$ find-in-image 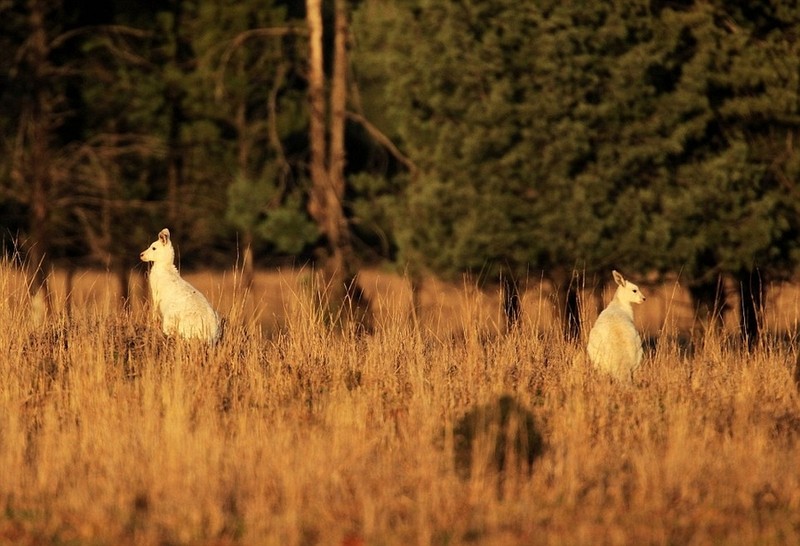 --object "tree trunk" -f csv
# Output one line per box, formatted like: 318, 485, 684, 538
326, 0, 351, 284
306, 0, 330, 249
117, 264, 131, 311
552, 269, 581, 341
166, 0, 188, 230
305, 0, 369, 326
688, 275, 728, 331
64, 264, 76, 318
500, 271, 521, 331
21, 0, 55, 324
28, 165, 52, 324
561, 283, 581, 341
736, 268, 763, 350
242, 229, 255, 290
793, 351, 800, 391
230, 51, 257, 292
